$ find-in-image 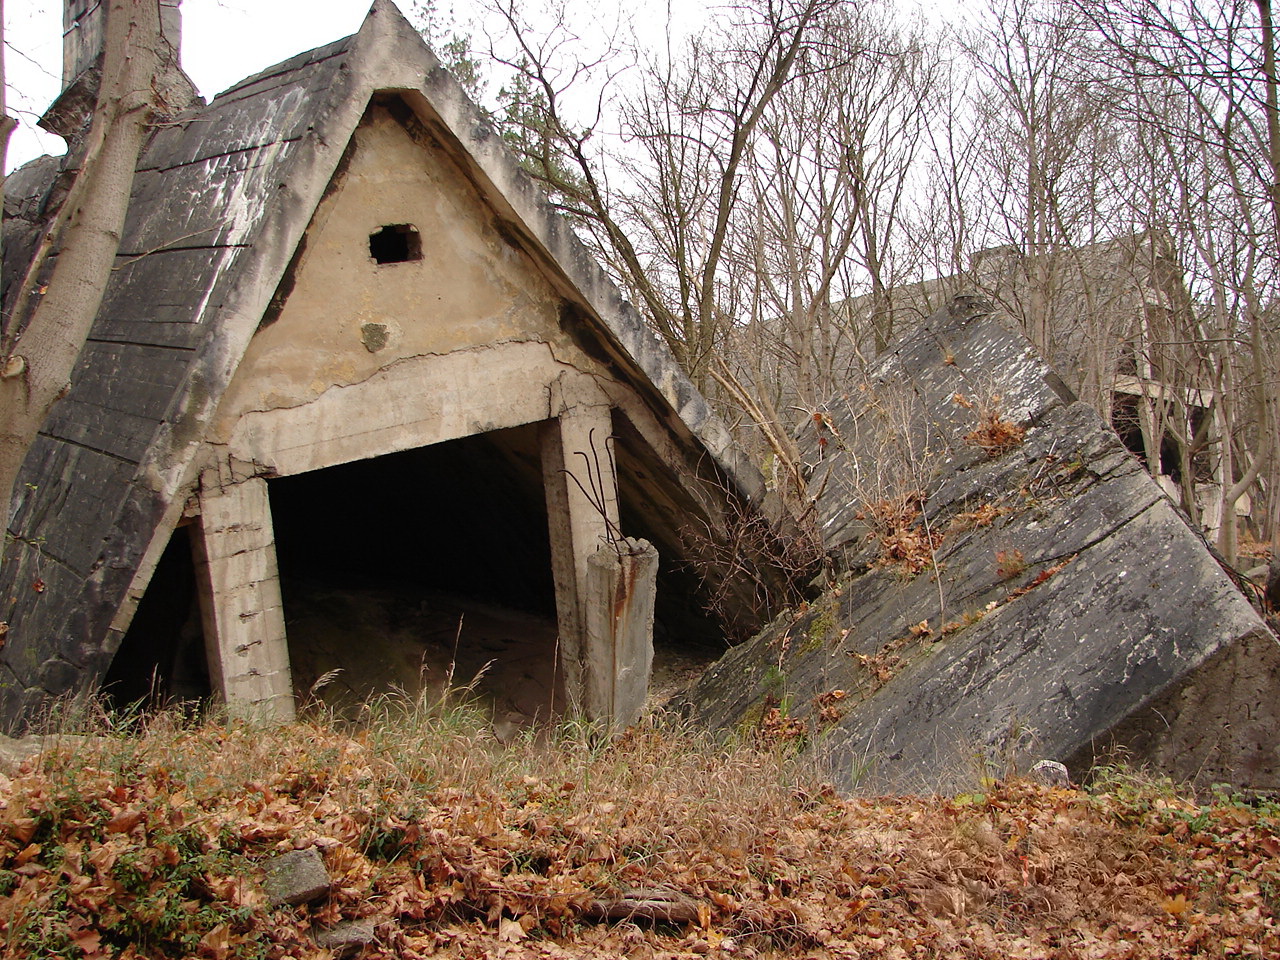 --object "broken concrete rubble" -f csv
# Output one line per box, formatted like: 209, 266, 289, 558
315, 919, 377, 958
263, 848, 331, 907
681, 297, 1279, 792
583, 539, 658, 728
